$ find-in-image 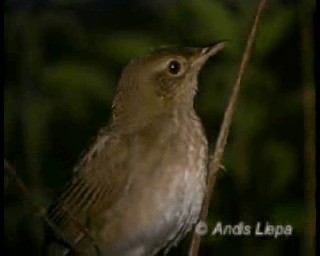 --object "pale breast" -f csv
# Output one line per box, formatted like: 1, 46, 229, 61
92, 111, 208, 256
